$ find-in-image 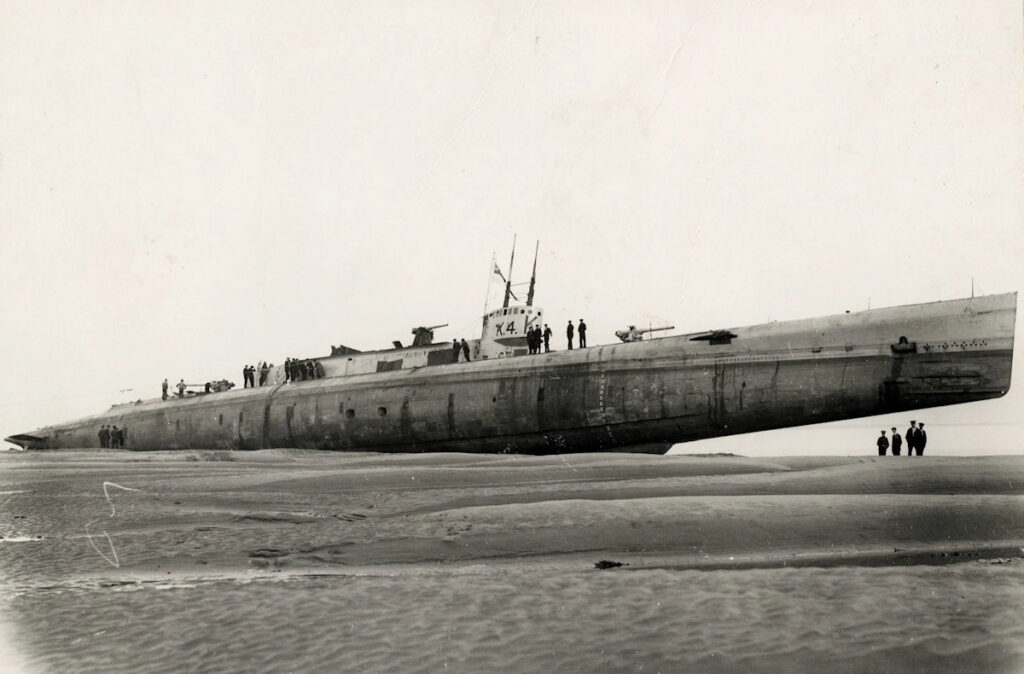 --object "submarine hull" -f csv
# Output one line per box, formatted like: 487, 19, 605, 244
7, 293, 1015, 454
